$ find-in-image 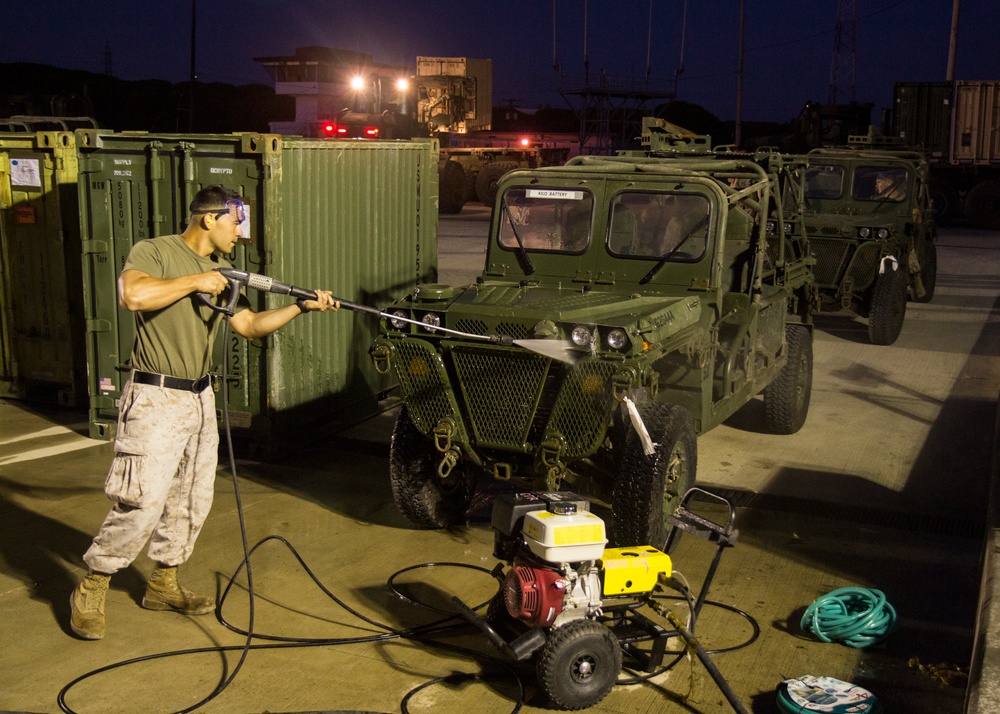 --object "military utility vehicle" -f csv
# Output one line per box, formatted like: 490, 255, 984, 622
798, 140, 936, 345
371, 122, 817, 547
